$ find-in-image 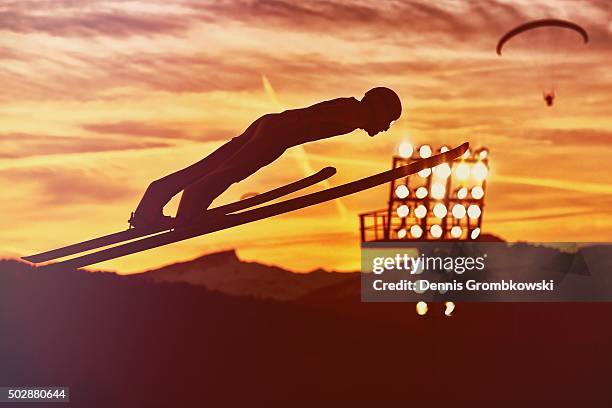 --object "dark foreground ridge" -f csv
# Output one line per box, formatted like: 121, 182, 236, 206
1, 257, 612, 406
